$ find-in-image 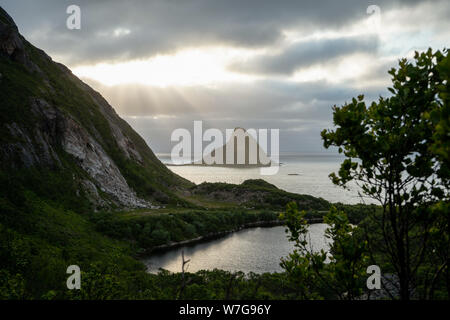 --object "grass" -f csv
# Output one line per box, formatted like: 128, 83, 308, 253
0, 21, 380, 299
